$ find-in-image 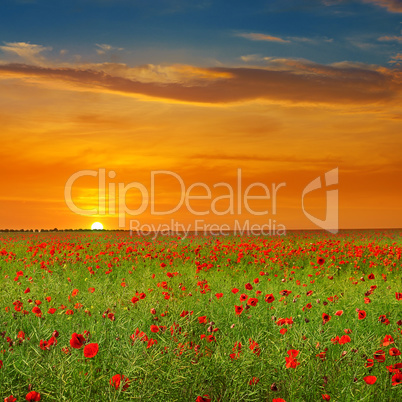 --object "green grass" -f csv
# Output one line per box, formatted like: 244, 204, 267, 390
0, 230, 401, 401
